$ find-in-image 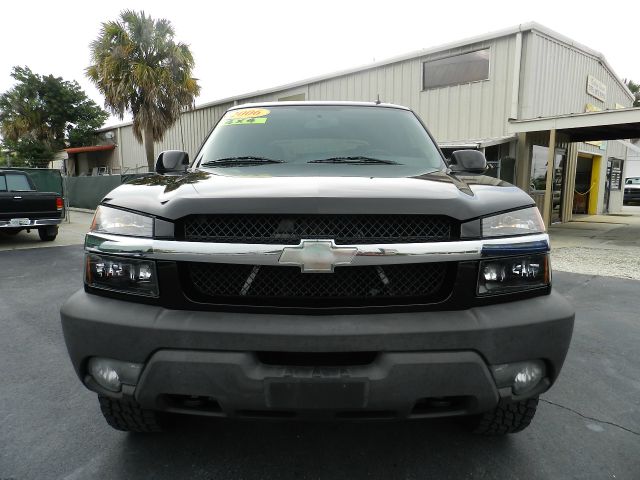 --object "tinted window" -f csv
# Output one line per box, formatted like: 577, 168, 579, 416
196, 106, 444, 176
423, 49, 490, 89
4, 173, 34, 191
